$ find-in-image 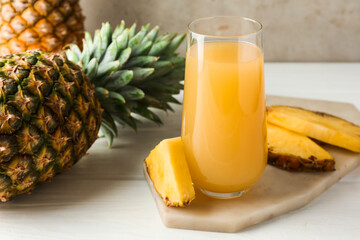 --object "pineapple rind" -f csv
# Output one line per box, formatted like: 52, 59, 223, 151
267, 106, 360, 152
0, 0, 84, 55
267, 123, 335, 171
0, 51, 102, 202
145, 137, 195, 207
